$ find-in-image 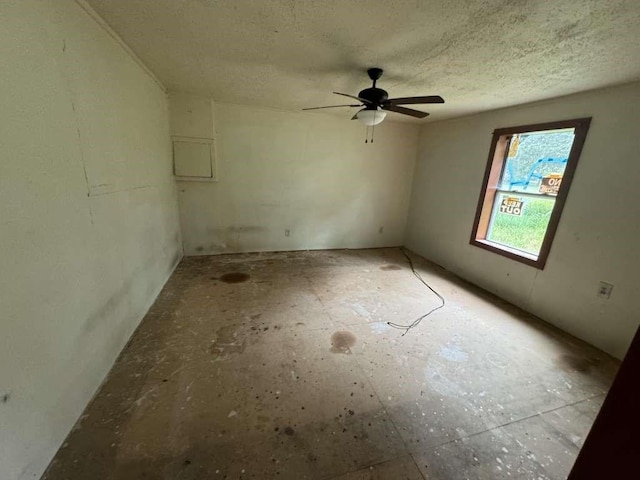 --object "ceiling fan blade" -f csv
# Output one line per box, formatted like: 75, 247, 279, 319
385, 95, 445, 105
333, 92, 372, 104
303, 104, 362, 111
382, 104, 430, 118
